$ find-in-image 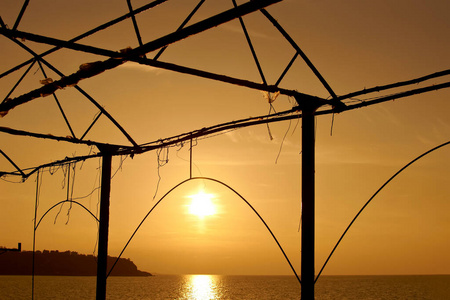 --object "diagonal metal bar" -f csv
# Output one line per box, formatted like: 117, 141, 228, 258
0, 27, 122, 58
80, 111, 103, 141
36, 60, 77, 138
232, 0, 267, 85
0, 0, 169, 80
0, 0, 283, 114
1, 36, 139, 147
259, 8, 345, 110
12, 0, 30, 31
0, 149, 26, 177
275, 52, 298, 87
2, 59, 36, 103
126, 0, 146, 54
129, 0, 283, 58
154, 0, 206, 60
